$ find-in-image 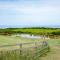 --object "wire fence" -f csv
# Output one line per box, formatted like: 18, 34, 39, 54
0, 41, 50, 60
